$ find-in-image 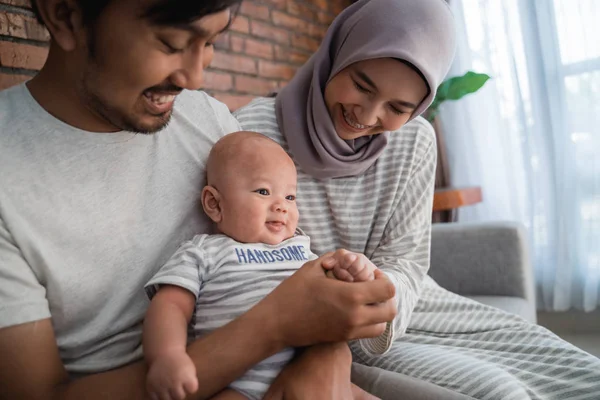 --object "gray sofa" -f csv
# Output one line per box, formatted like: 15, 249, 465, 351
352, 221, 536, 399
